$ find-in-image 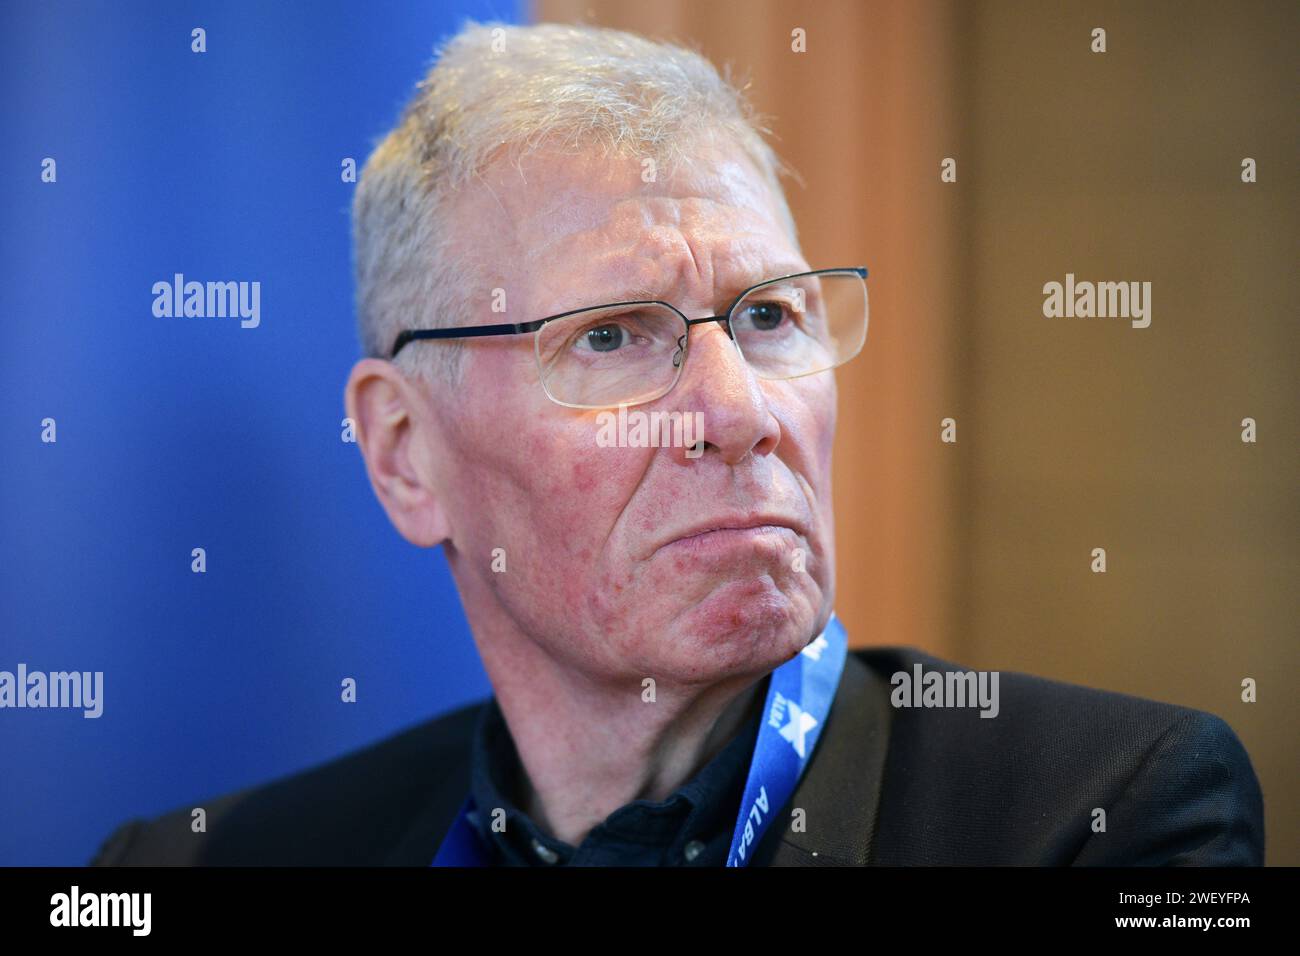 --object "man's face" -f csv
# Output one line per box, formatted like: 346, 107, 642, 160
419, 141, 837, 686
